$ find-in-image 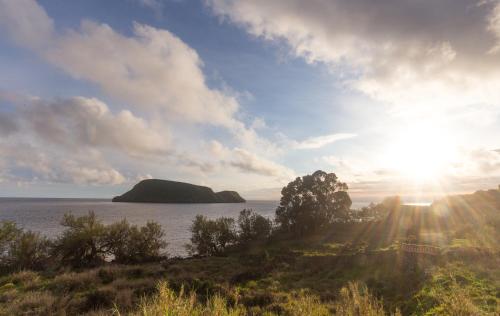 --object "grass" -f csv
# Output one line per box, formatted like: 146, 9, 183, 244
0, 199, 498, 315
0, 232, 495, 315
115, 280, 394, 316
